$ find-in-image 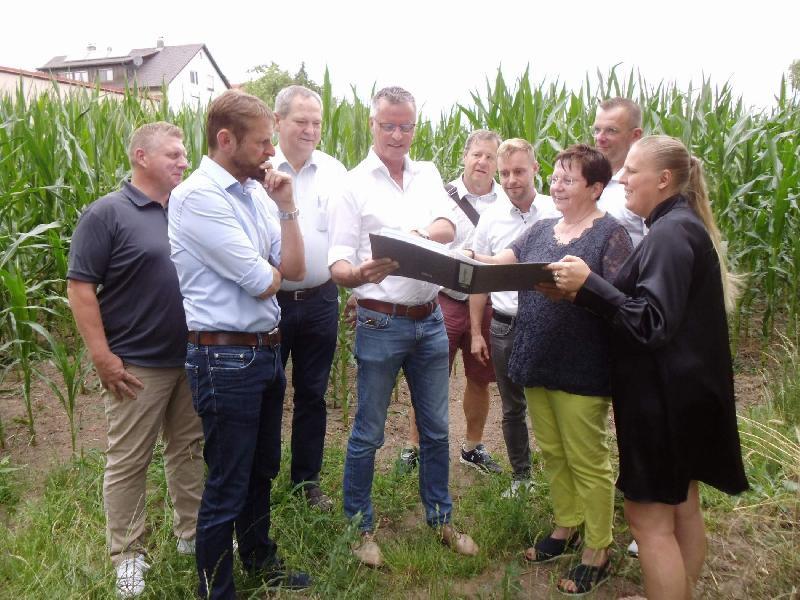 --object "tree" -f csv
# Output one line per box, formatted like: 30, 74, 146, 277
242, 62, 322, 108
790, 59, 800, 91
